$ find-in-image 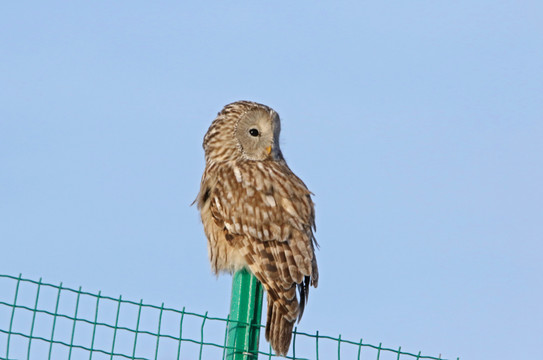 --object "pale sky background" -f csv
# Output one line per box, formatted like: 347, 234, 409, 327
1, 2, 542, 360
